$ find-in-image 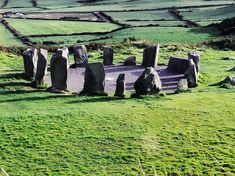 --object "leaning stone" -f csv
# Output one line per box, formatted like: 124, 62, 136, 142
73, 45, 88, 67
50, 47, 69, 91
167, 56, 189, 74
124, 56, 136, 66
142, 45, 159, 68
187, 59, 198, 88
80, 63, 107, 96
22, 48, 38, 80
33, 49, 48, 88
103, 47, 114, 65
188, 50, 200, 73
176, 79, 188, 93
134, 67, 162, 95
114, 74, 126, 97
